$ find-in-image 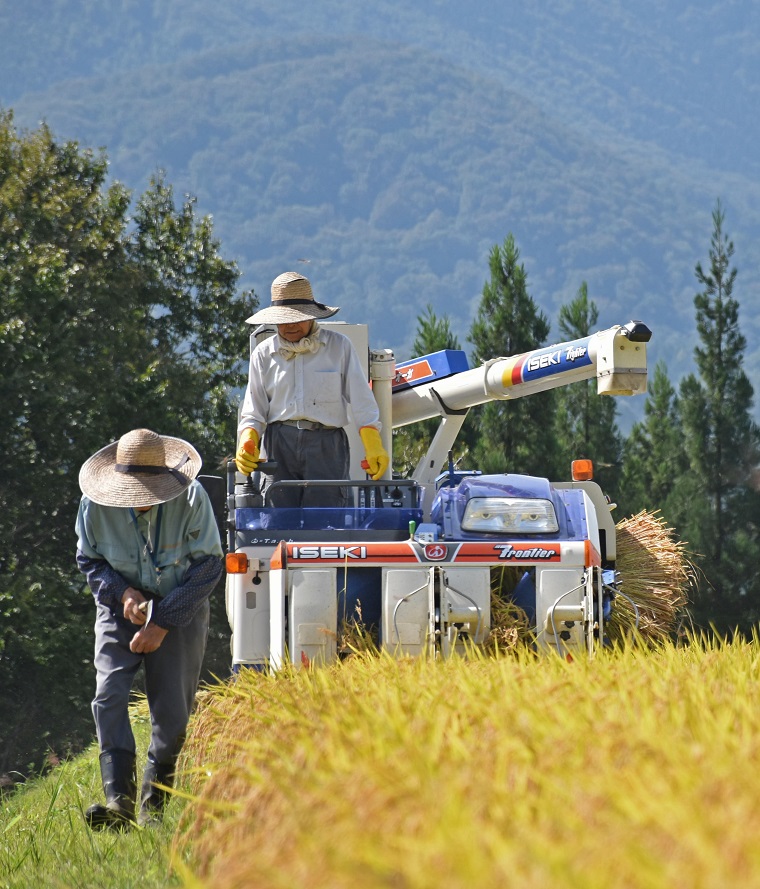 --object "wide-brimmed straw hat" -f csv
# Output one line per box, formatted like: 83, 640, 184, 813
79, 428, 202, 507
246, 272, 339, 324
